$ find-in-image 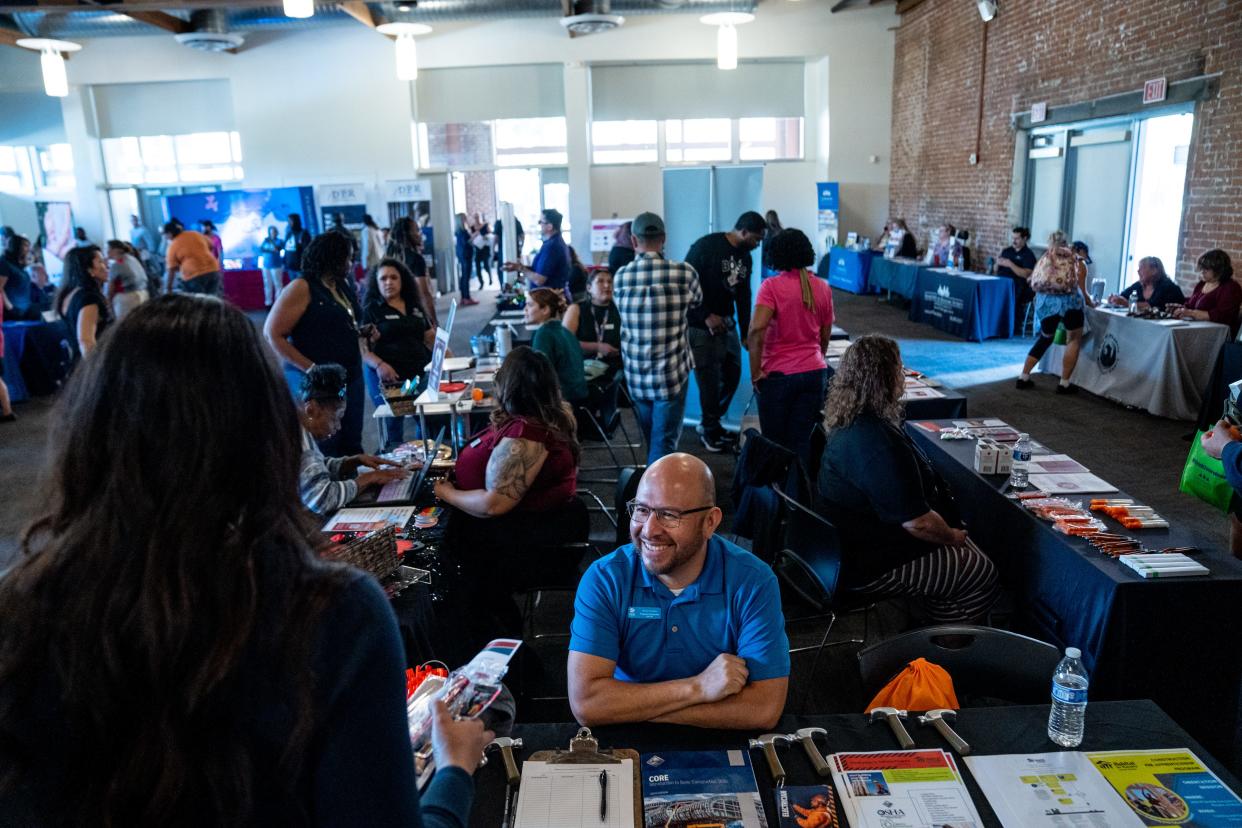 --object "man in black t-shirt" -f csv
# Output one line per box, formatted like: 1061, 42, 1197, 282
684, 211, 765, 452
996, 226, 1037, 319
